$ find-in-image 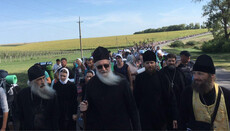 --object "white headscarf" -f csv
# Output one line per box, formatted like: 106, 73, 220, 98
59, 68, 69, 84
